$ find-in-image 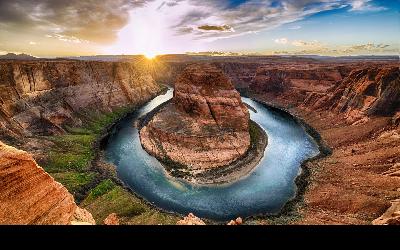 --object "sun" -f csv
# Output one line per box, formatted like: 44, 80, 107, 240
143, 51, 158, 59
